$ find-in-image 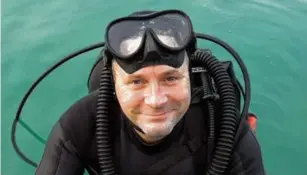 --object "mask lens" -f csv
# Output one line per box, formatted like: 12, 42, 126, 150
152, 13, 191, 49
107, 20, 146, 57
